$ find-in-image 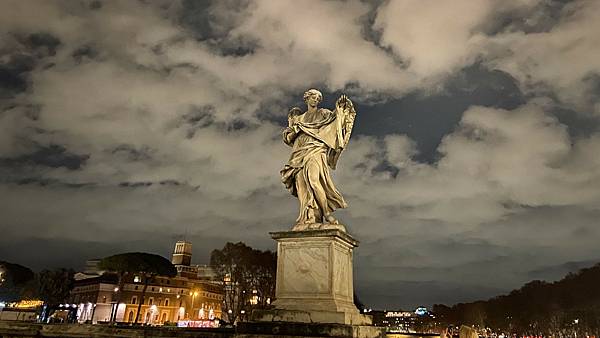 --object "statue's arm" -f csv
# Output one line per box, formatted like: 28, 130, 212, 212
283, 126, 298, 147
